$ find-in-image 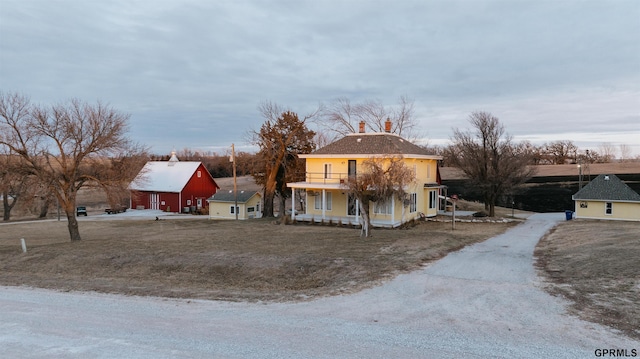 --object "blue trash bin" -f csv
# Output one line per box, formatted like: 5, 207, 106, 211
565, 210, 573, 220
